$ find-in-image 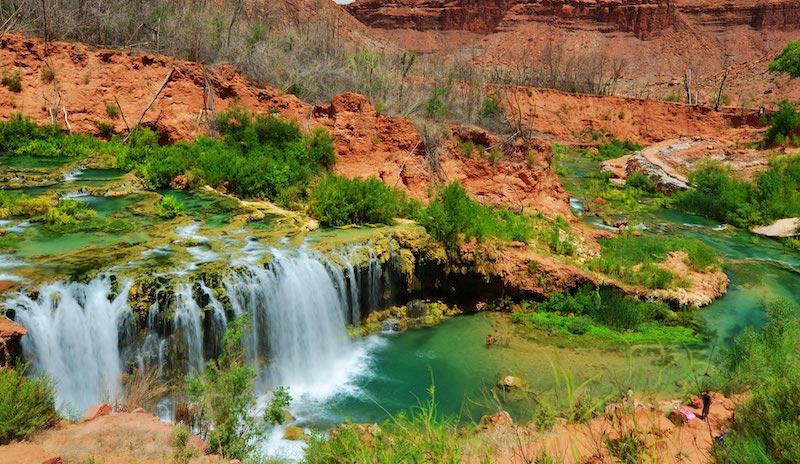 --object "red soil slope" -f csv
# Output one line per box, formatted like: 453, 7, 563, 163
0, 33, 569, 216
